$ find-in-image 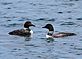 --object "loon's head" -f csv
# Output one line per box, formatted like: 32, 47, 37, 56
24, 21, 35, 28
42, 24, 54, 38
42, 24, 54, 31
